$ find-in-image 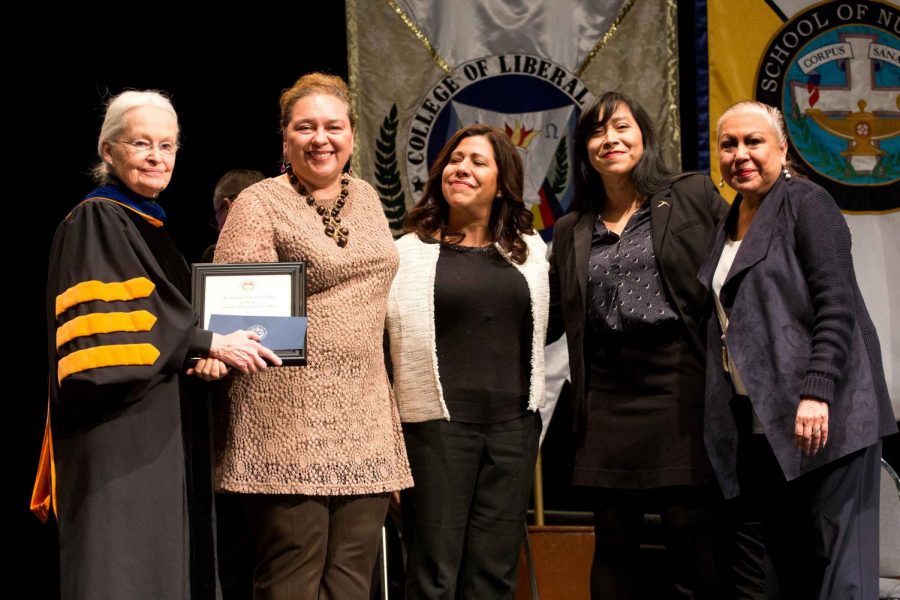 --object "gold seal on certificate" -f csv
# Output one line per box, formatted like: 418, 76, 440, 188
191, 262, 307, 365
